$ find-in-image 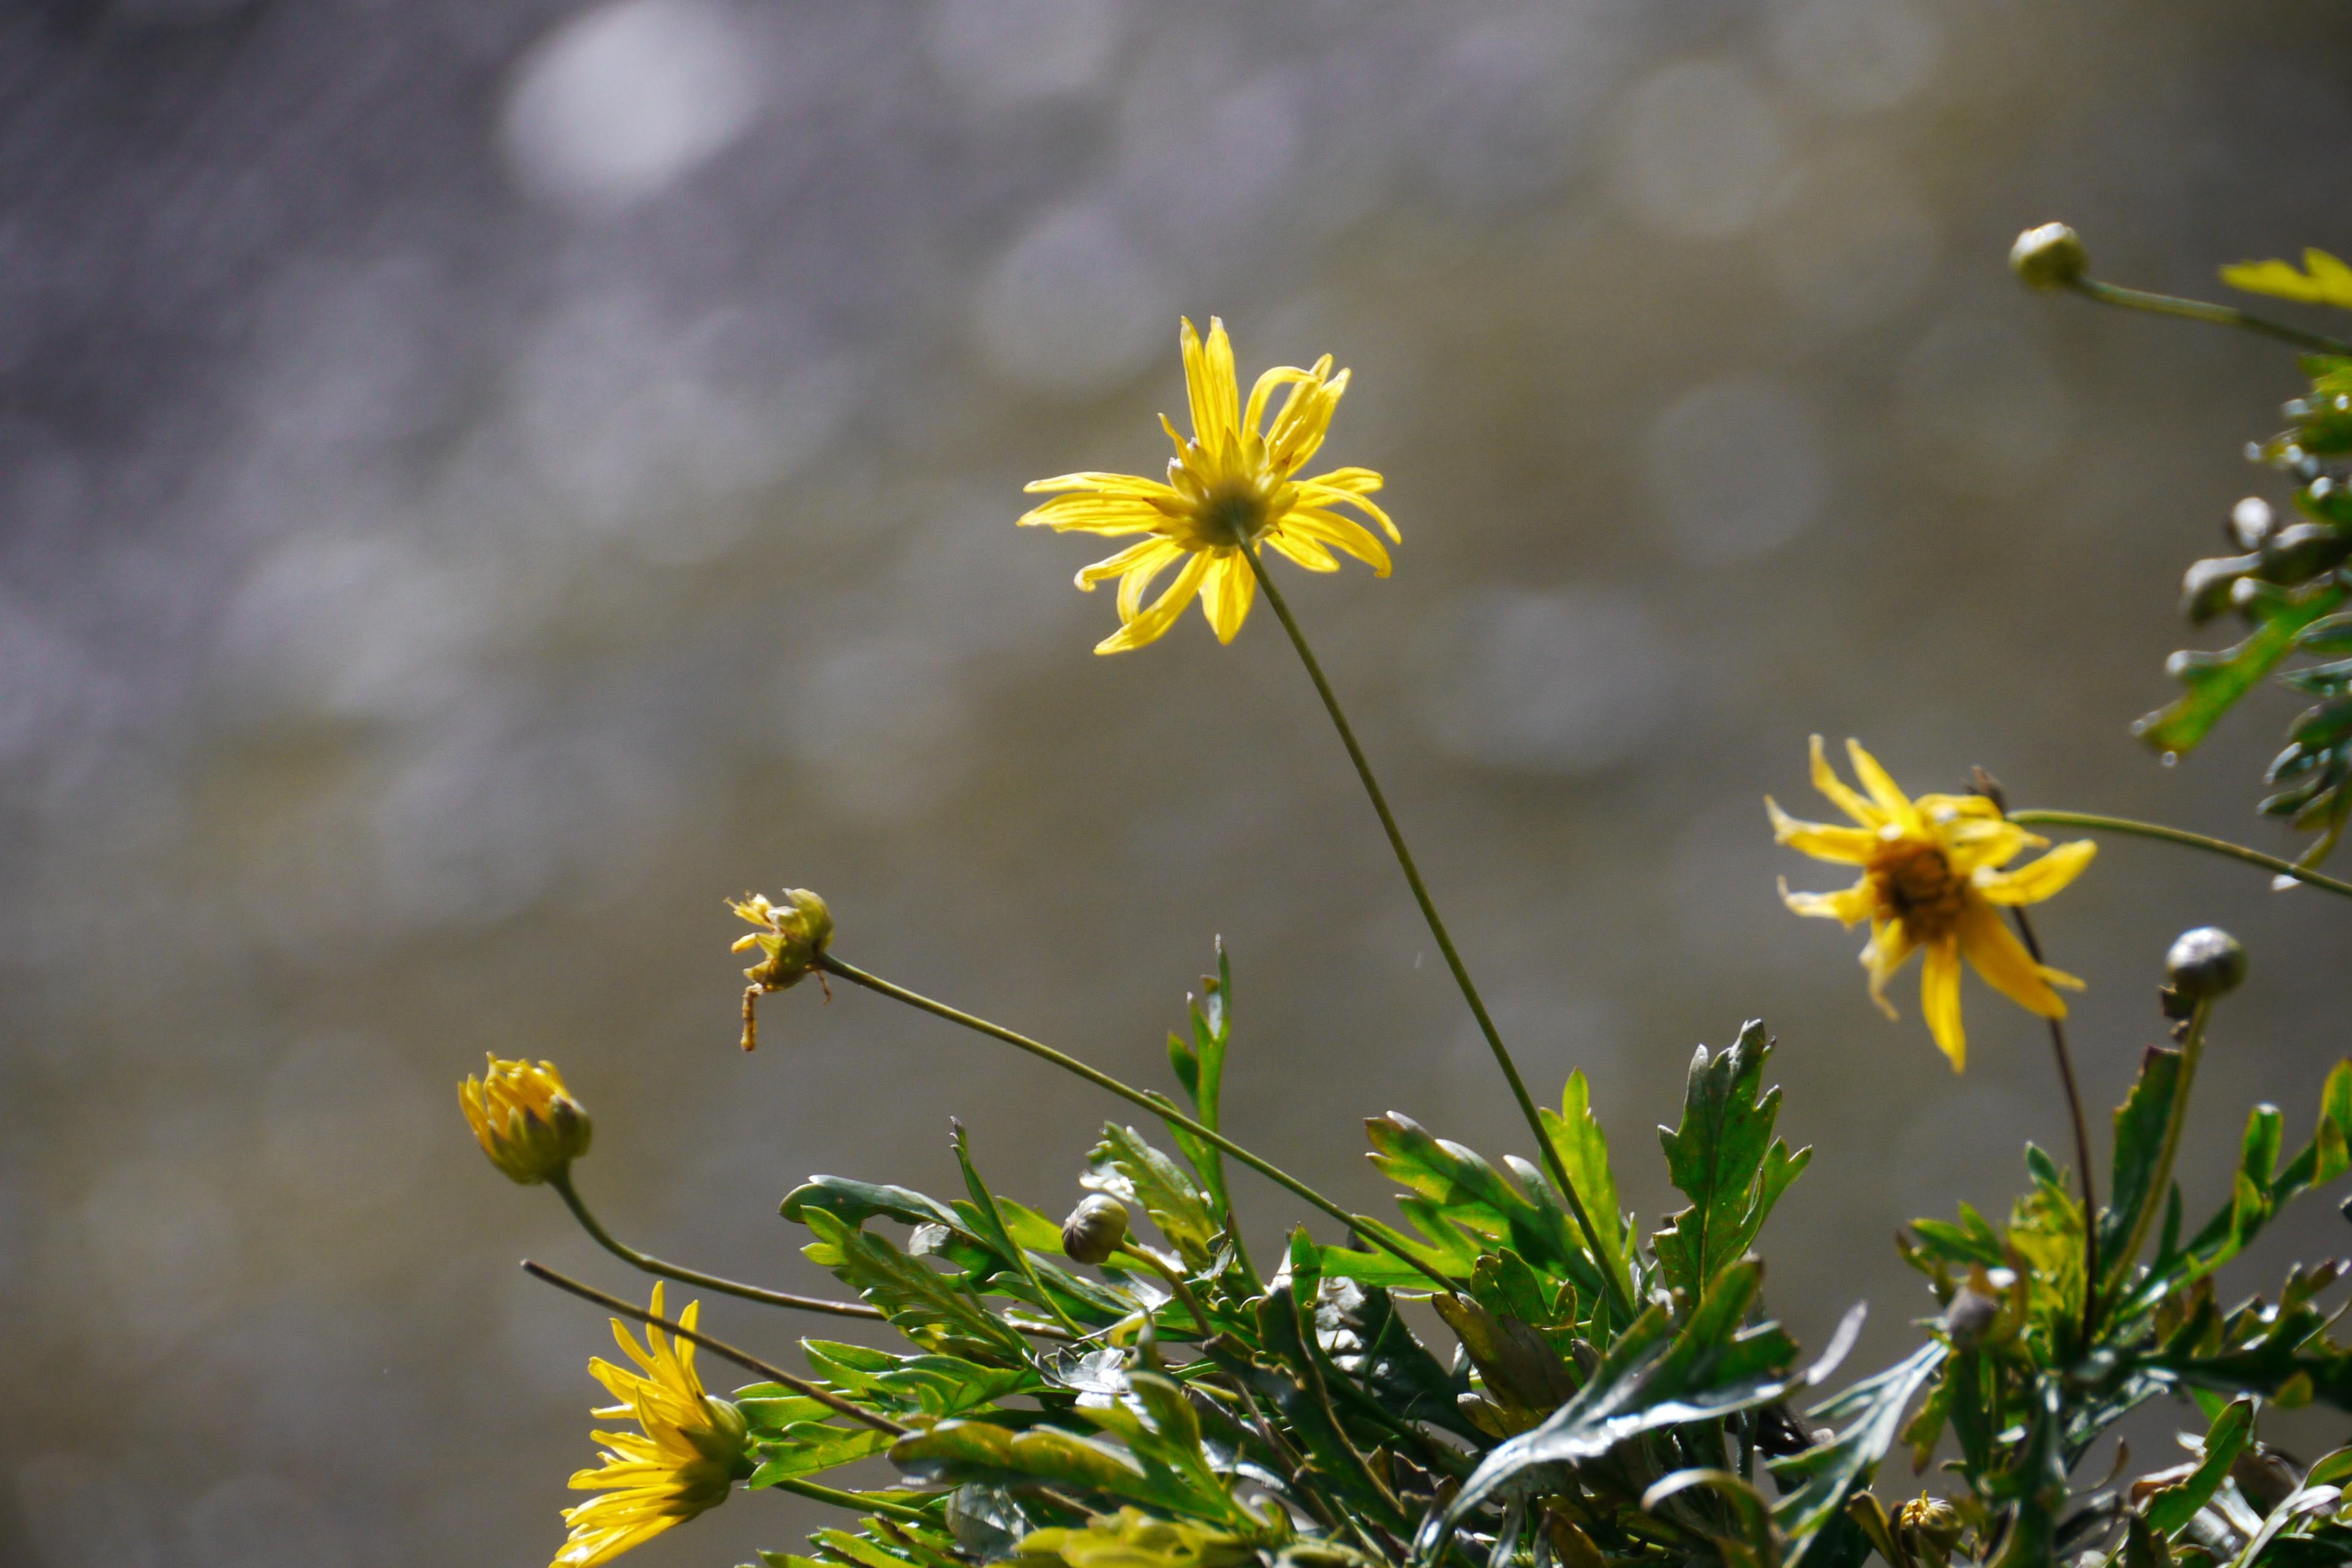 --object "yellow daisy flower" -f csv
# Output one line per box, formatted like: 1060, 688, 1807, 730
1770, 736, 2097, 1072
555, 1283, 750, 1568
1019, 316, 1398, 654
459, 1055, 592, 1185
